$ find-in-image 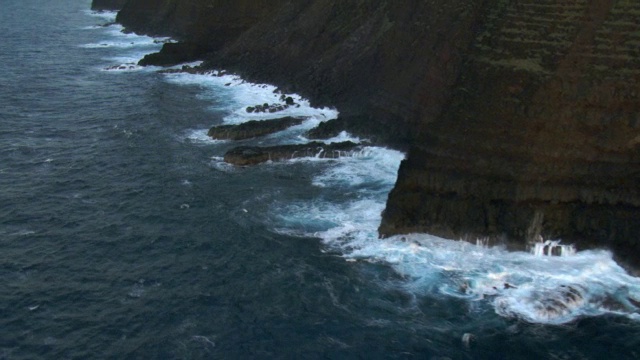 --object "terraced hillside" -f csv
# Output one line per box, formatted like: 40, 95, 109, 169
381, 0, 640, 264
